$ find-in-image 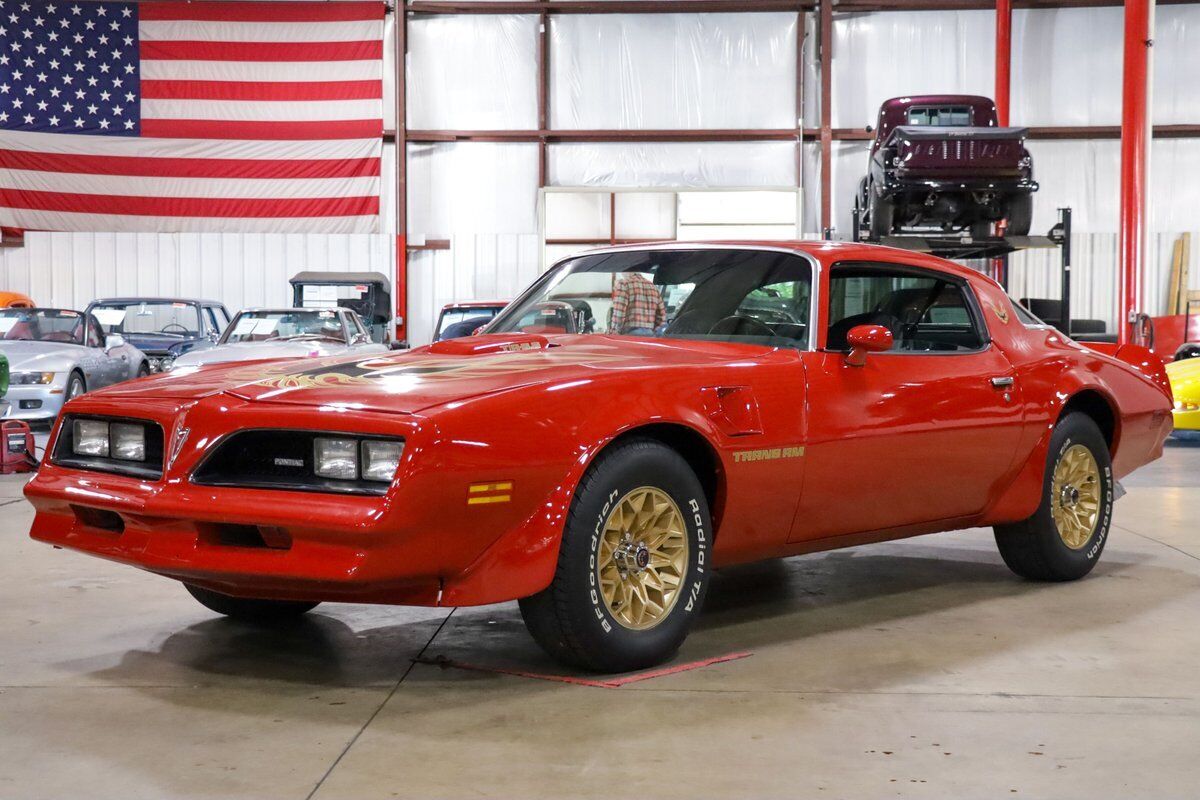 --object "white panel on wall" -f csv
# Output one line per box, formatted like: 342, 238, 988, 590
406, 142, 540, 236
407, 14, 539, 130
406, 233, 540, 347
551, 13, 799, 130
550, 141, 797, 188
